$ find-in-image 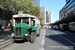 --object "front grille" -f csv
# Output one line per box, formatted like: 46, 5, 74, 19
19, 27, 22, 36
16, 27, 18, 36
15, 27, 22, 36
